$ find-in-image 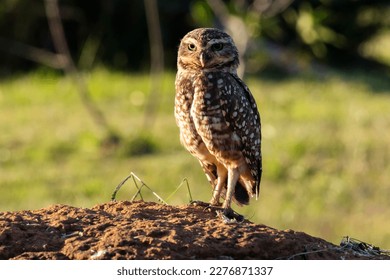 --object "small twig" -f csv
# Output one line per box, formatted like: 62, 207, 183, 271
111, 172, 167, 205
281, 244, 345, 260
279, 236, 390, 260
130, 174, 144, 201
165, 178, 193, 203
111, 174, 132, 201
340, 236, 390, 257
61, 231, 83, 239
184, 178, 193, 202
